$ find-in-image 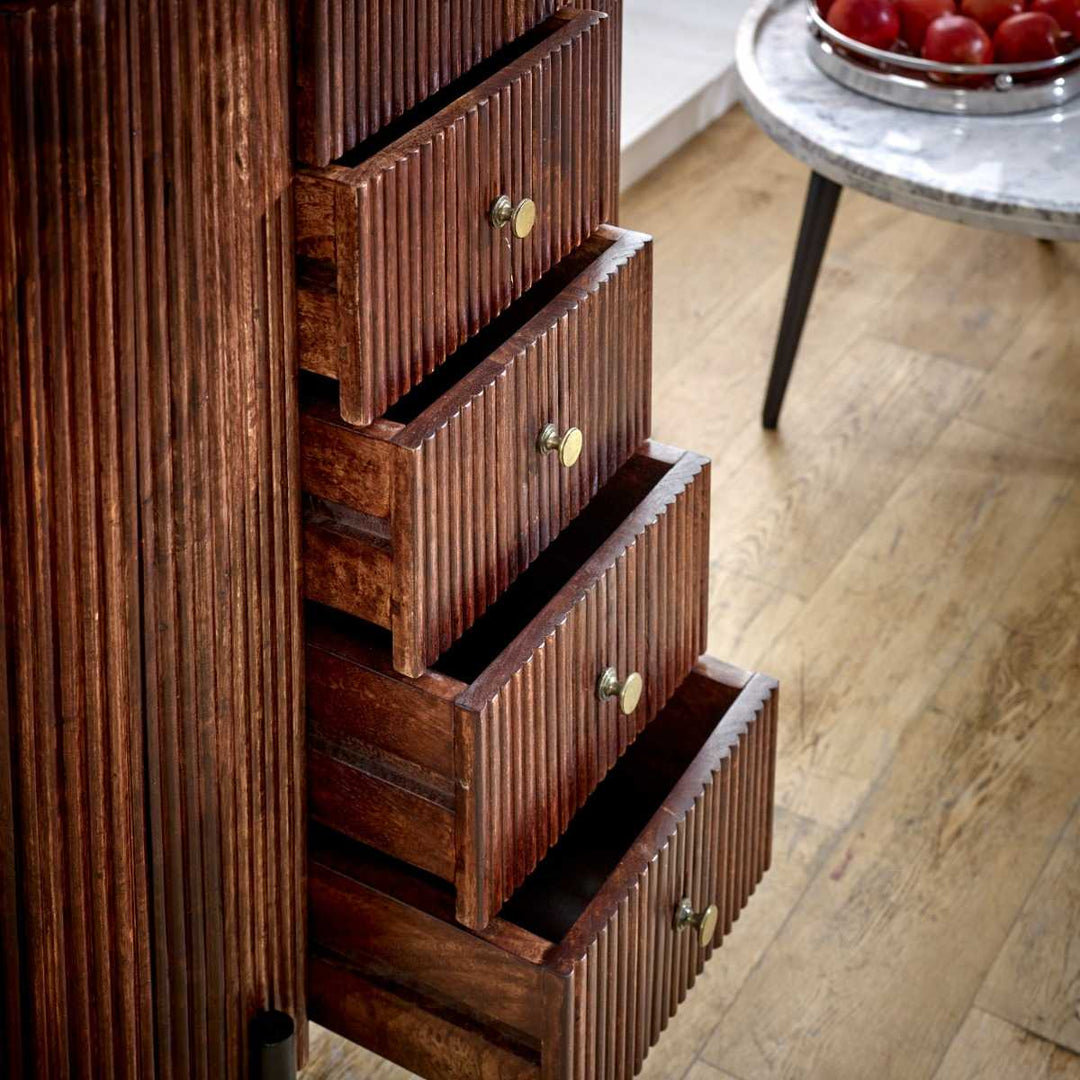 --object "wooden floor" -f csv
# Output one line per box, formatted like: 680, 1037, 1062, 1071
303, 107, 1080, 1080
